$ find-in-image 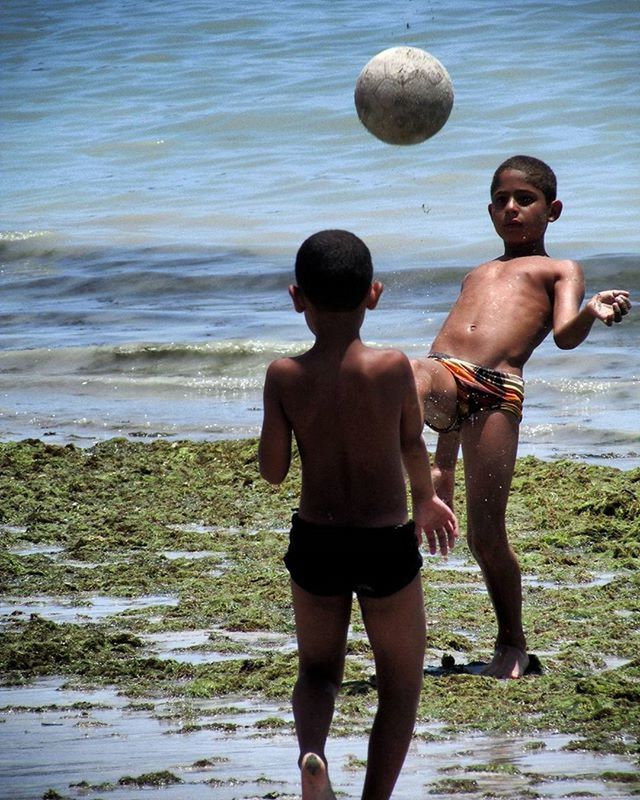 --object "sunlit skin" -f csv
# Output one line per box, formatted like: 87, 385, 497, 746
412, 166, 631, 679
